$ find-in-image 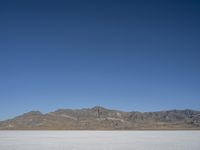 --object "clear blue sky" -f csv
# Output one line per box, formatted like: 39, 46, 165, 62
0, 0, 200, 120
